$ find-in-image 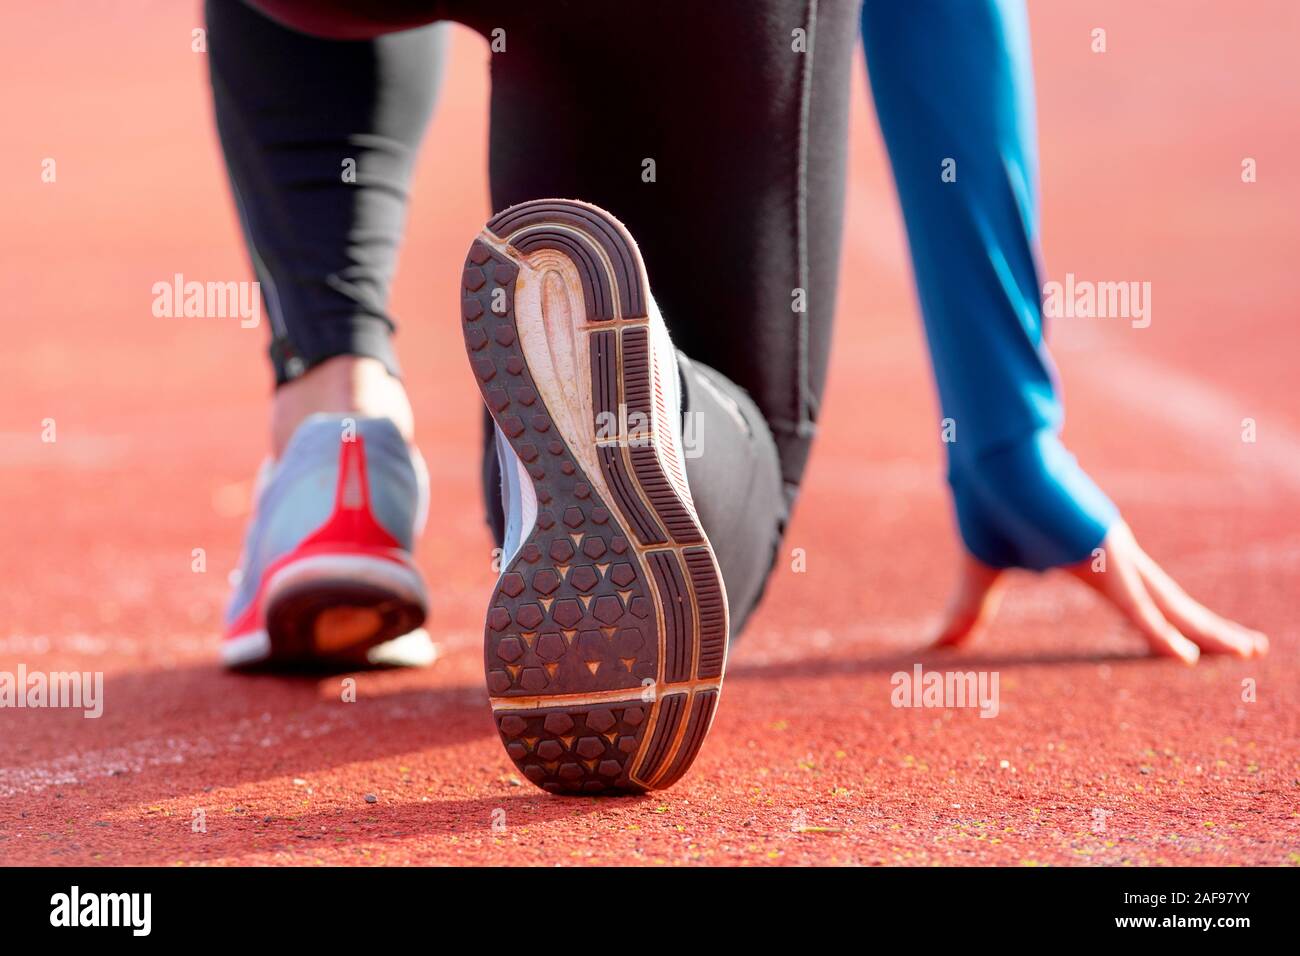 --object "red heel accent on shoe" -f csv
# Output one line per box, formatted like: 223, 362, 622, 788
297, 434, 402, 552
